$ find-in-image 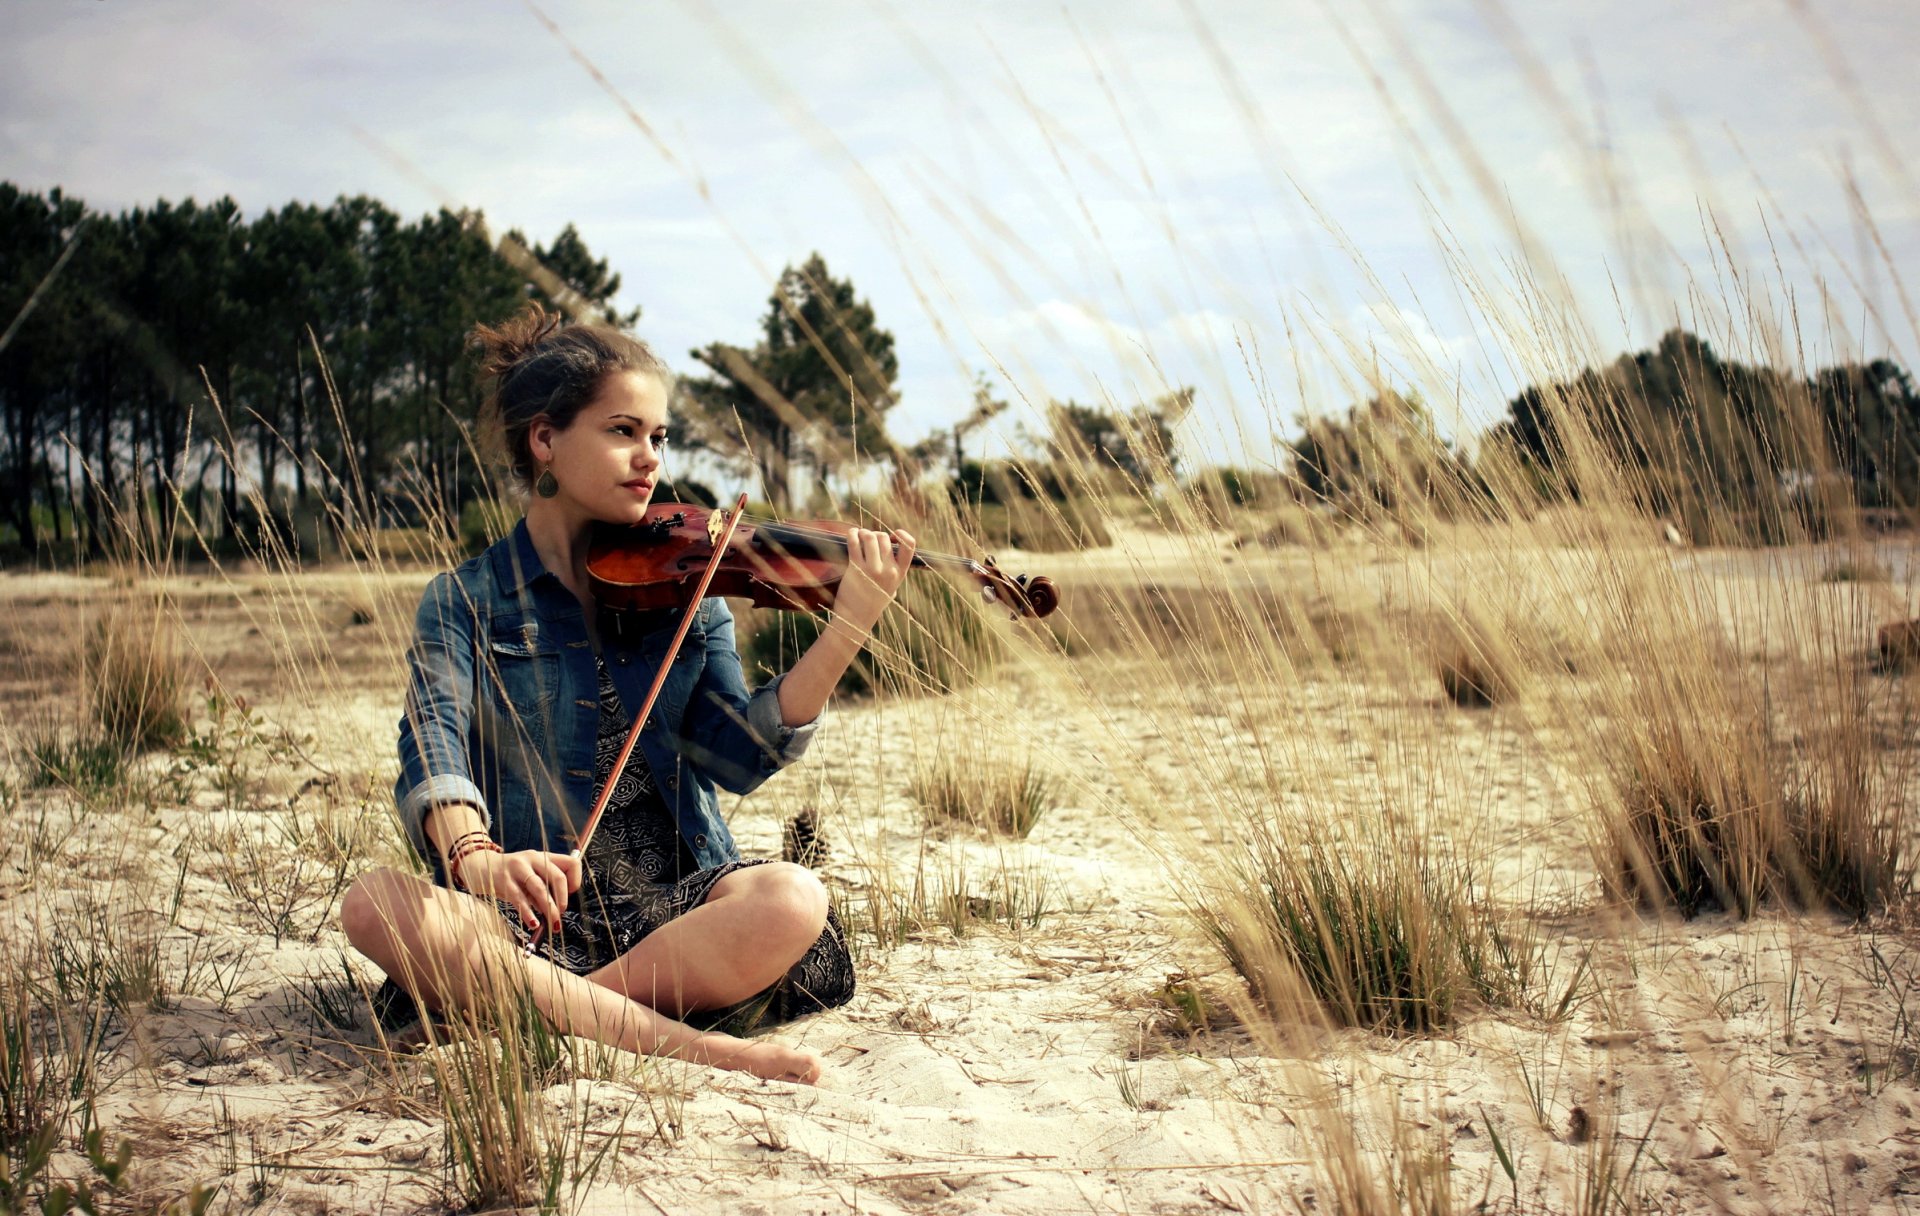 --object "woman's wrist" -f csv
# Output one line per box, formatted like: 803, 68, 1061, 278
424, 799, 489, 857
447, 835, 503, 891
825, 610, 875, 644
